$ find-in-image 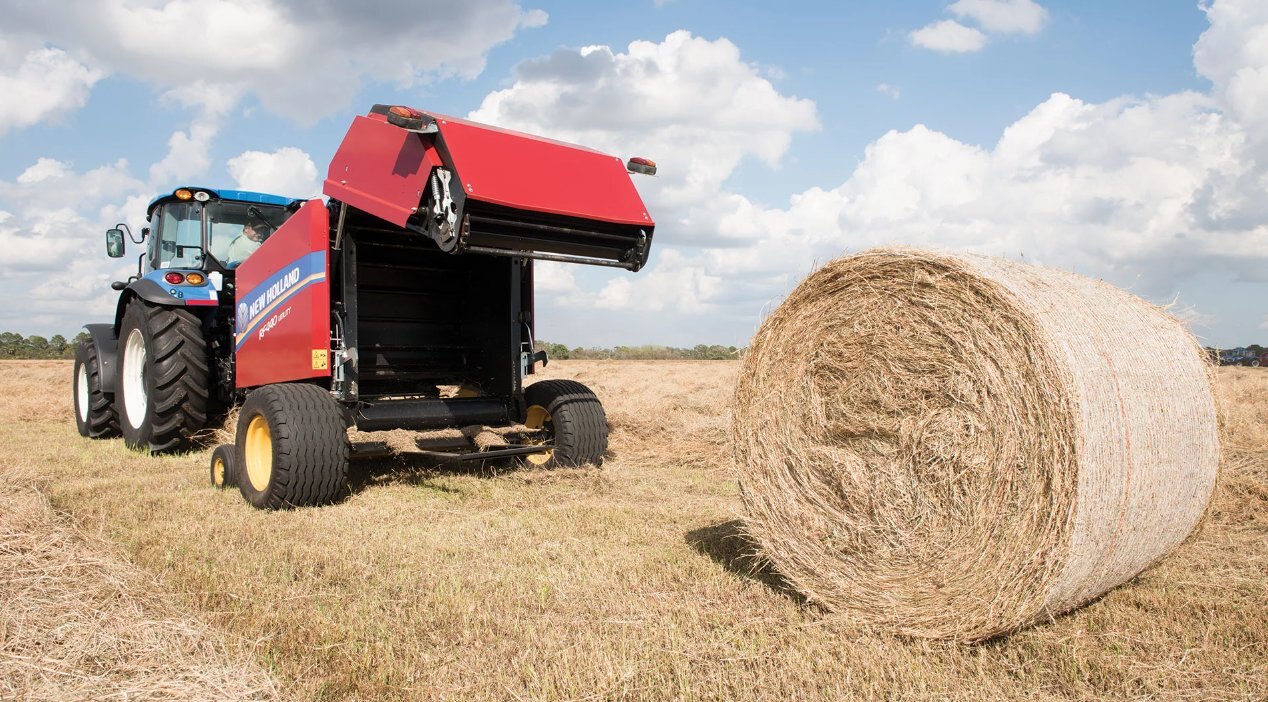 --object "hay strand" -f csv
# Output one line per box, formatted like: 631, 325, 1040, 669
731, 248, 1220, 641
